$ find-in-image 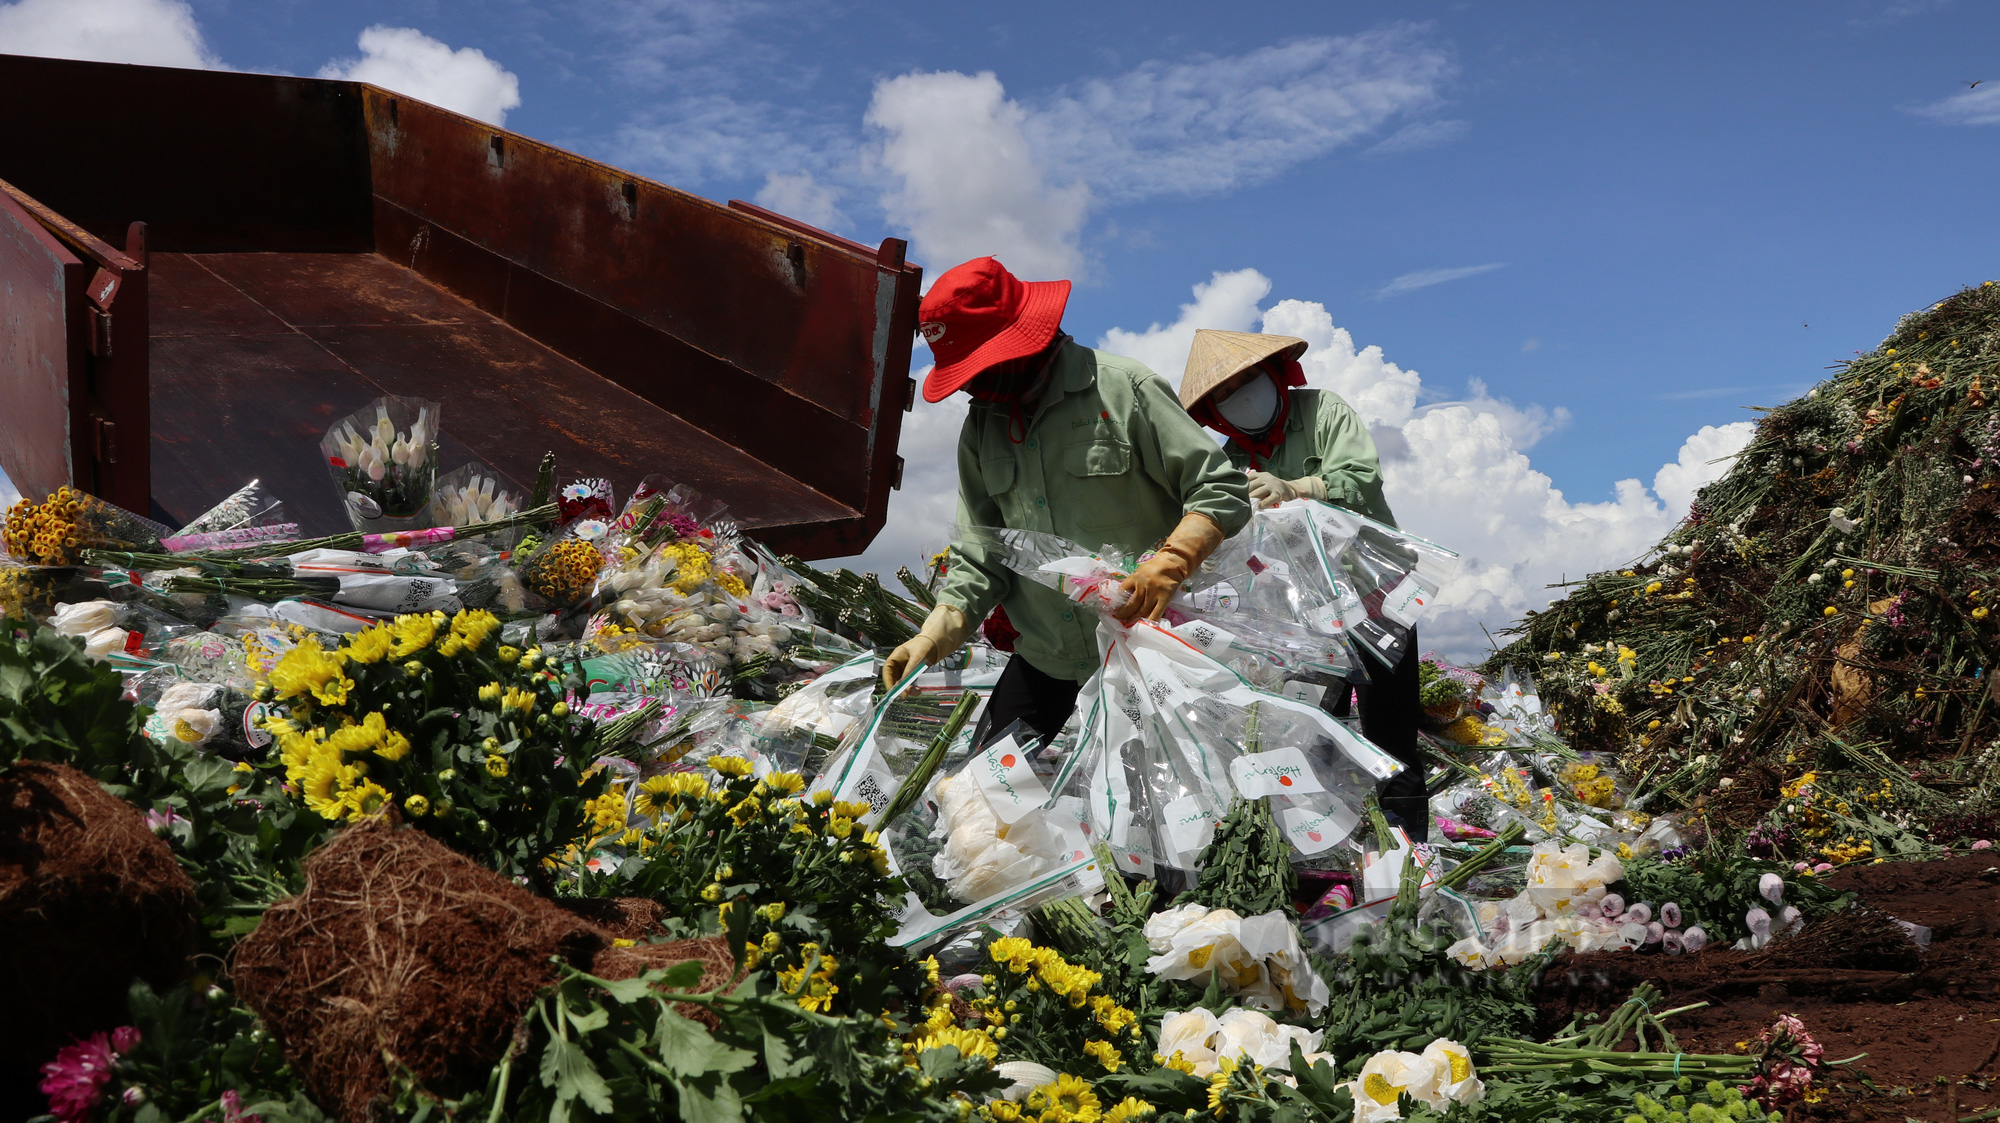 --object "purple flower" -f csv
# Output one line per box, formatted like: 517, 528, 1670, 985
40, 1030, 131, 1123
1597, 893, 1625, 919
